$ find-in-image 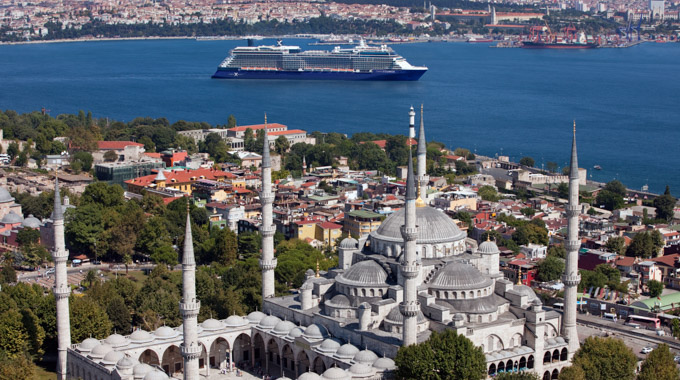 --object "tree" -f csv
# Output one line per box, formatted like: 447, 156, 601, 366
395, 330, 486, 380
243, 128, 255, 152
558, 365, 586, 380
0, 266, 16, 285
106, 297, 131, 334
547, 245, 566, 259
227, 114, 237, 128
654, 188, 676, 222
605, 237, 626, 255
210, 227, 238, 266
557, 182, 569, 199
477, 185, 499, 202
0, 310, 29, 358
70, 295, 113, 343
595, 190, 624, 211
672, 319, 680, 339
6, 142, 19, 160
0, 352, 34, 380
71, 151, 94, 172
536, 255, 565, 282
567, 336, 636, 380
604, 180, 627, 197
626, 232, 658, 258
638, 344, 679, 380
138, 136, 155, 152
274, 135, 290, 156
648, 279, 663, 298
103, 150, 118, 162
15, 228, 40, 246
150, 244, 178, 266
546, 161, 559, 173
519, 156, 535, 167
